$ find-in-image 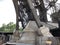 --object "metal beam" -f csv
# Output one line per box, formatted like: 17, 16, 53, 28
13, 0, 19, 30
39, 0, 47, 22
27, 0, 42, 27
27, 0, 57, 29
